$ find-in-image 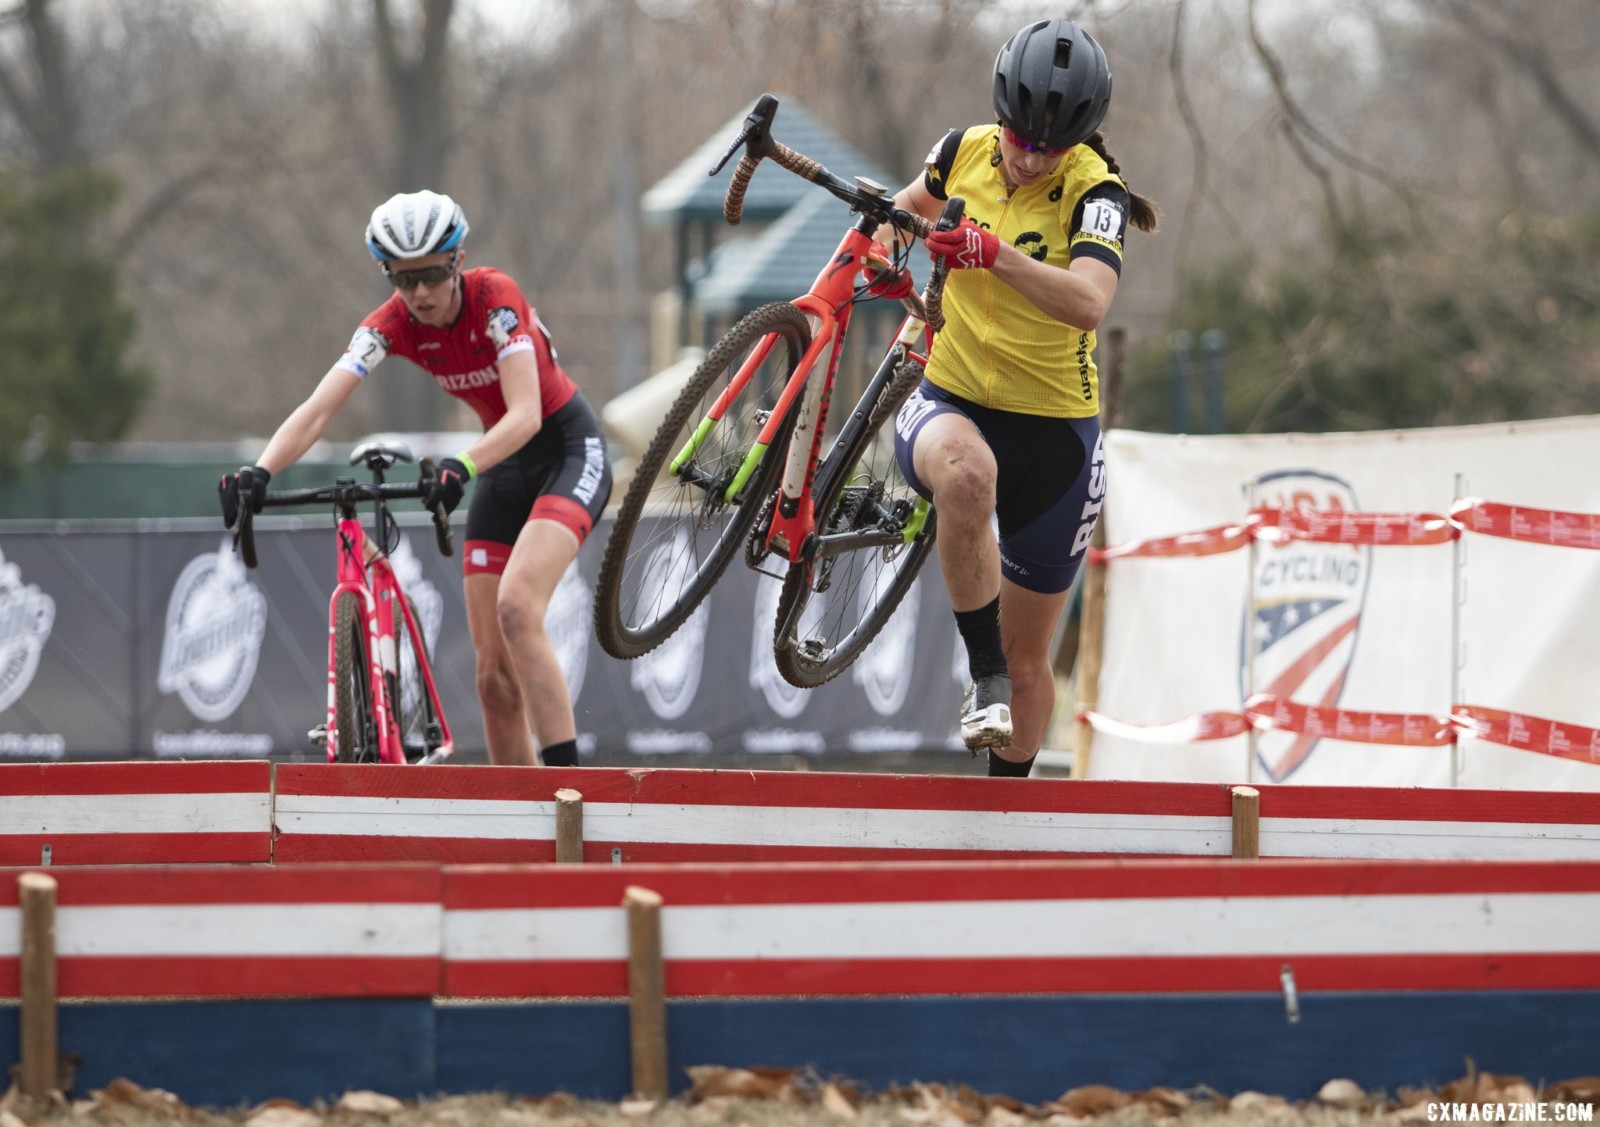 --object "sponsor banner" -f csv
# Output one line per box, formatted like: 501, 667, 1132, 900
1097, 416, 1600, 790
0, 515, 963, 762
